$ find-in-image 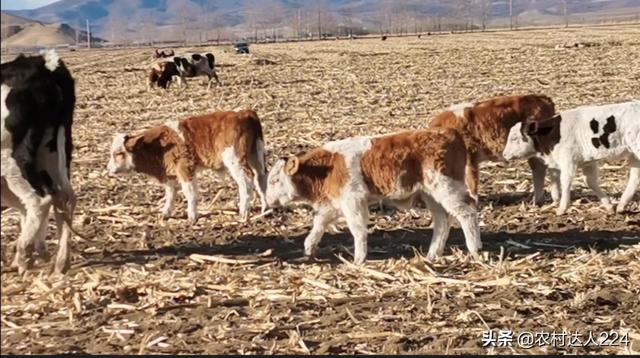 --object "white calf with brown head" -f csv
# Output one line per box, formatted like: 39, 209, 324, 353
267, 128, 481, 264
